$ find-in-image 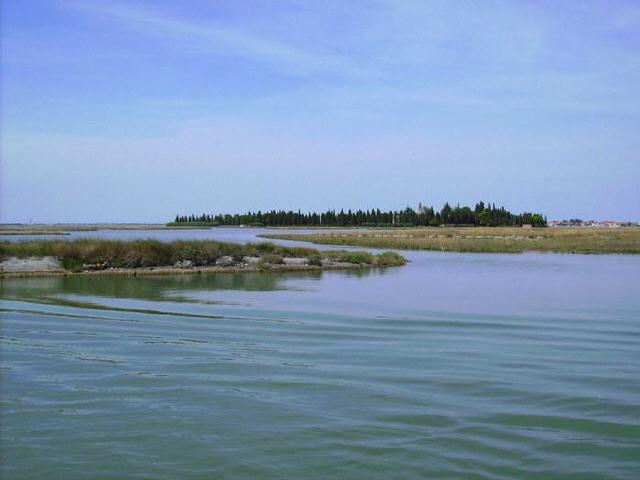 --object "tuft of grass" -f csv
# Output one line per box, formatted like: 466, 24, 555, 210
326, 251, 375, 265
61, 257, 84, 272
374, 251, 407, 266
308, 255, 323, 266
259, 253, 284, 265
